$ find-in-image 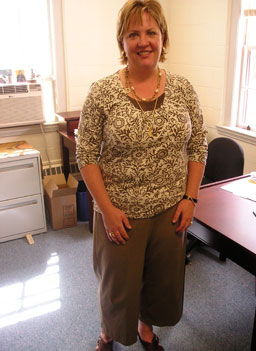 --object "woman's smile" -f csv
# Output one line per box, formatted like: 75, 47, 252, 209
137, 50, 152, 57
